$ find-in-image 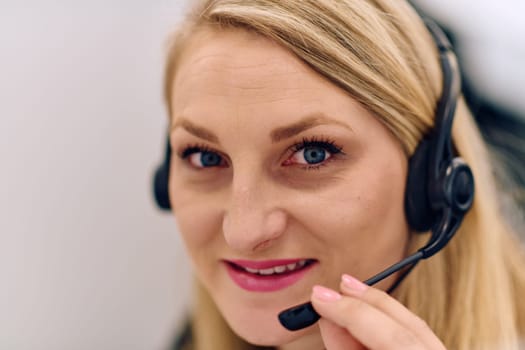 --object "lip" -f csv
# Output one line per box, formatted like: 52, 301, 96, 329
223, 259, 317, 292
